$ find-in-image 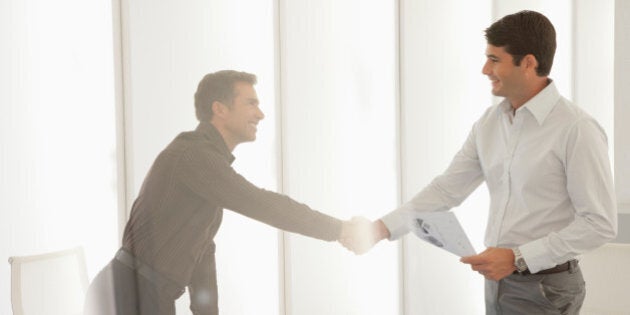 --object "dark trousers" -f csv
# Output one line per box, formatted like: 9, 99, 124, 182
84, 258, 178, 315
